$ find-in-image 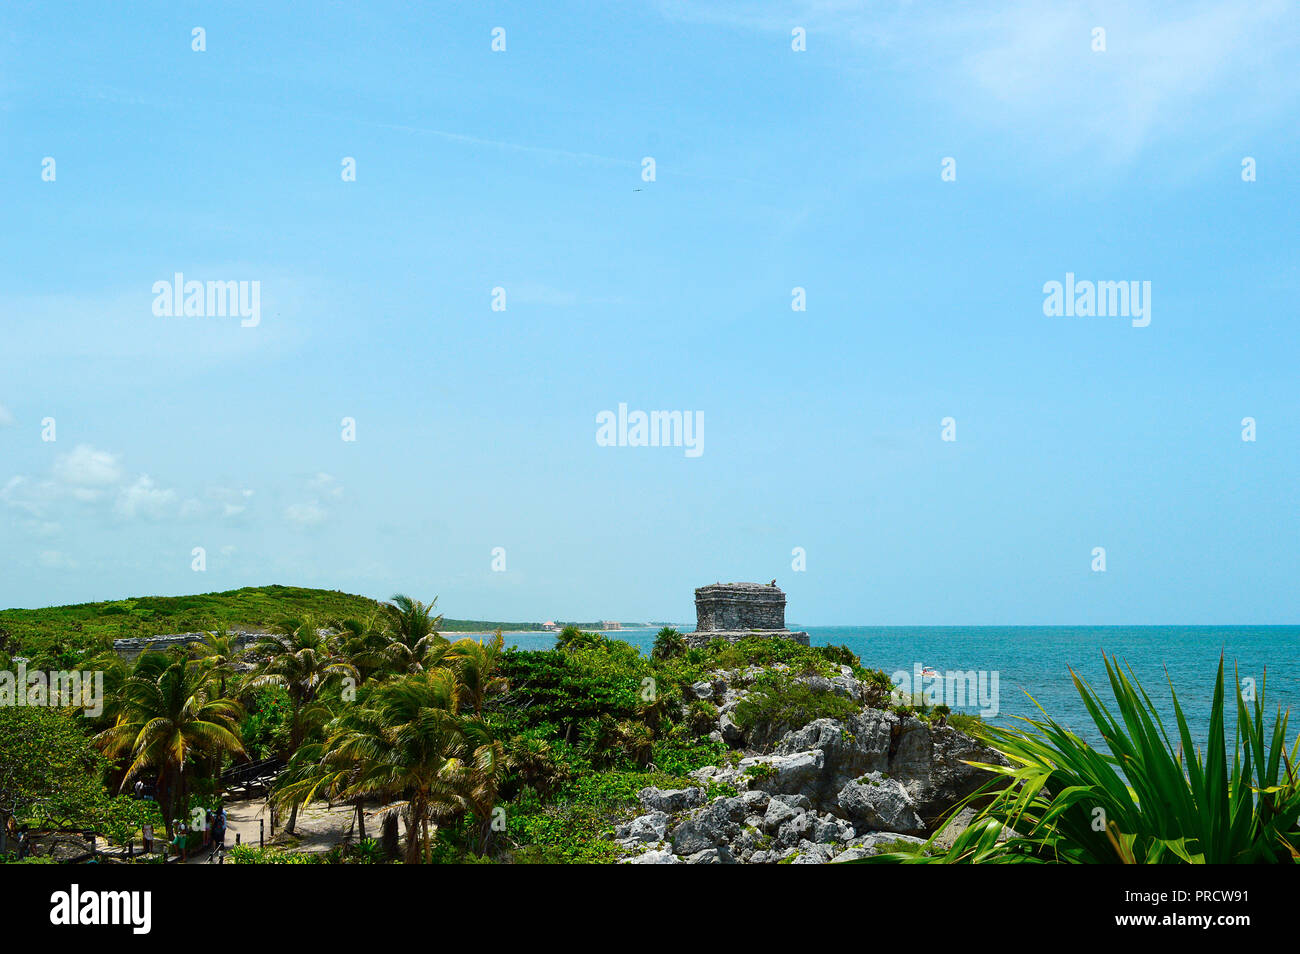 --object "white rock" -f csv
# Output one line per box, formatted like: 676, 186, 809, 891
624, 848, 680, 864
836, 772, 925, 835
